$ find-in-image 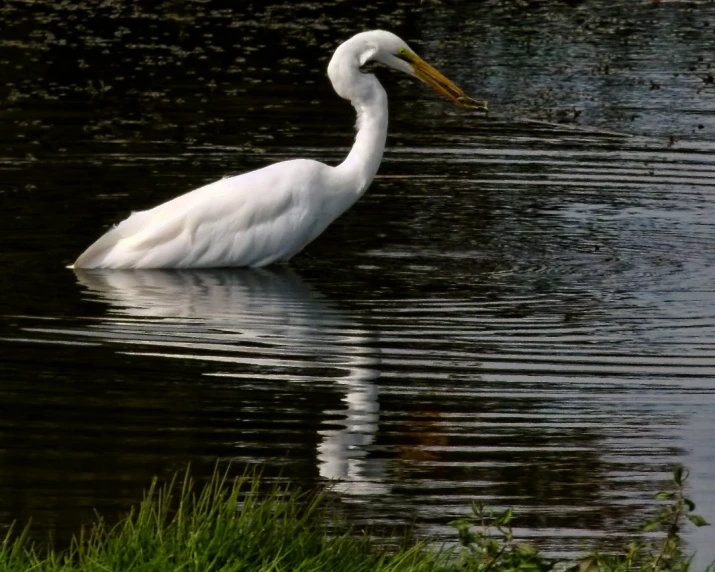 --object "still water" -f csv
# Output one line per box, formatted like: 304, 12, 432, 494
1, 0, 715, 564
